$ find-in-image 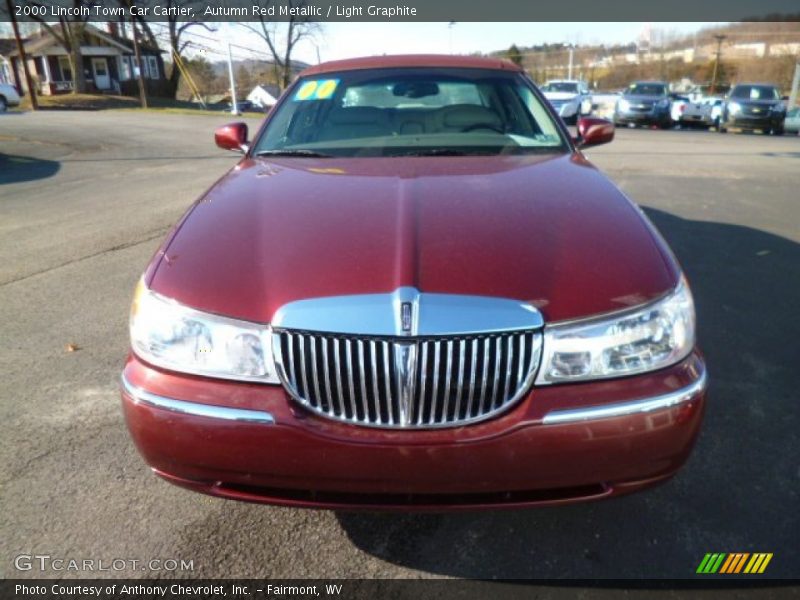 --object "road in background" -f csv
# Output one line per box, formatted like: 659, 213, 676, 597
1, 111, 798, 579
